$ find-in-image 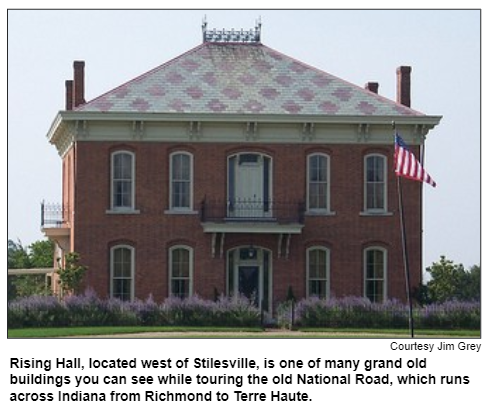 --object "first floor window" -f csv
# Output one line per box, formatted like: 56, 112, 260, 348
307, 247, 330, 297
169, 246, 193, 298
110, 245, 134, 301
364, 247, 387, 302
